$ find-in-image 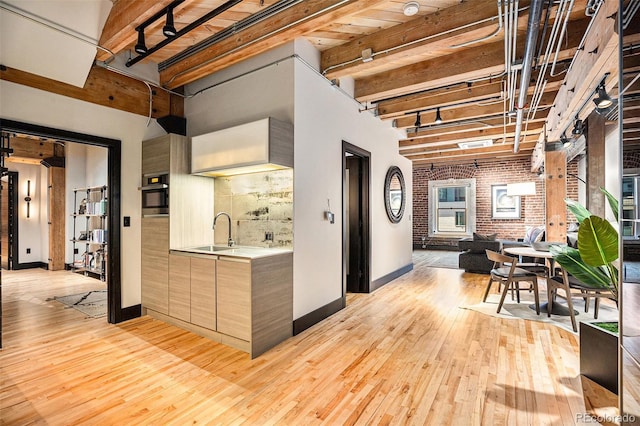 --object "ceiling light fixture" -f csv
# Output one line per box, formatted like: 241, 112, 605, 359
560, 132, 571, 148
458, 139, 493, 149
474, 159, 479, 169
163, 7, 177, 37
414, 112, 421, 128
593, 81, 613, 109
571, 119, 584, 136
434, 107, 443, 124
403, 1, 420, 16
134, 29, 147, 54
